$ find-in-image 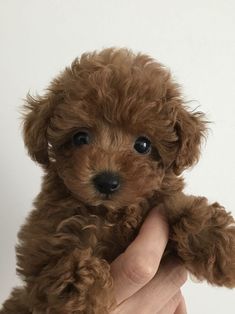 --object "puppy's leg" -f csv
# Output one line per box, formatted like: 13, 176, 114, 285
17, 215, 115, 314
32, 247, 114, 314
0, 286, 31, 314
165, 195, 235, 287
